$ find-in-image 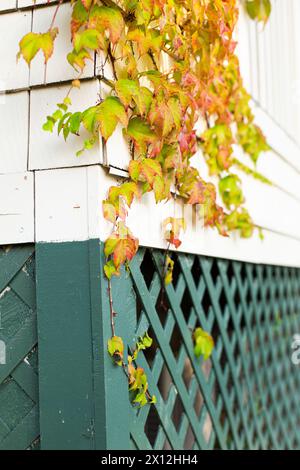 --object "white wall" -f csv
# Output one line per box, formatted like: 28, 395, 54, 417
1, 1, 300, 267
